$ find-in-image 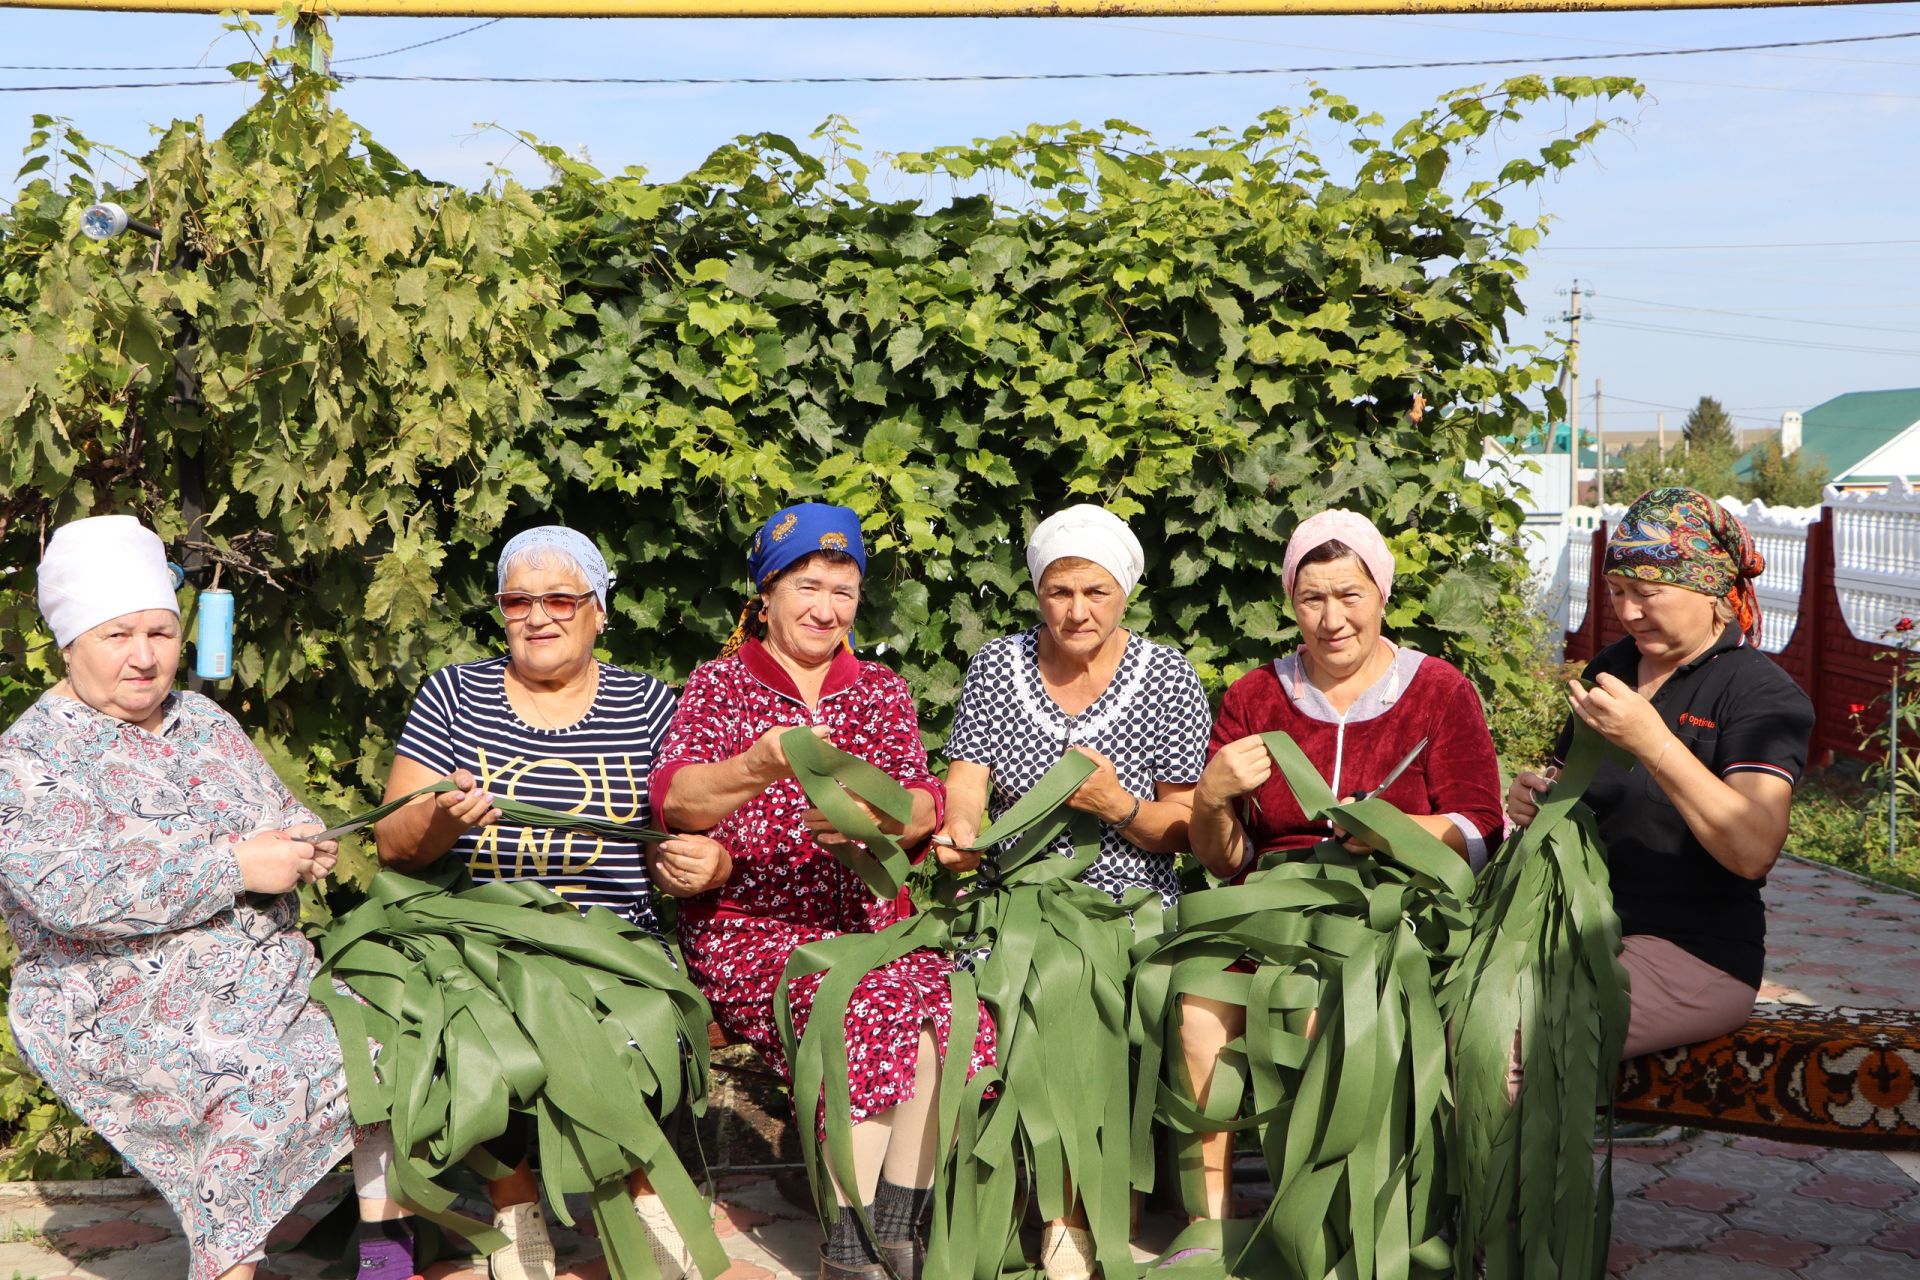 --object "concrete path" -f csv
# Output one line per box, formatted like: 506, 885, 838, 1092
0, 853, 1912, 1279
